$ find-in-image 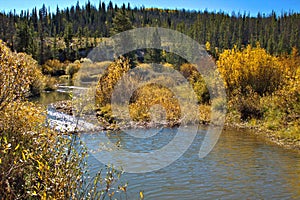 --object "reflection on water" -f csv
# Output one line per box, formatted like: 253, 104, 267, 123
30, 88, 71, 105
82, 128, 300, 199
